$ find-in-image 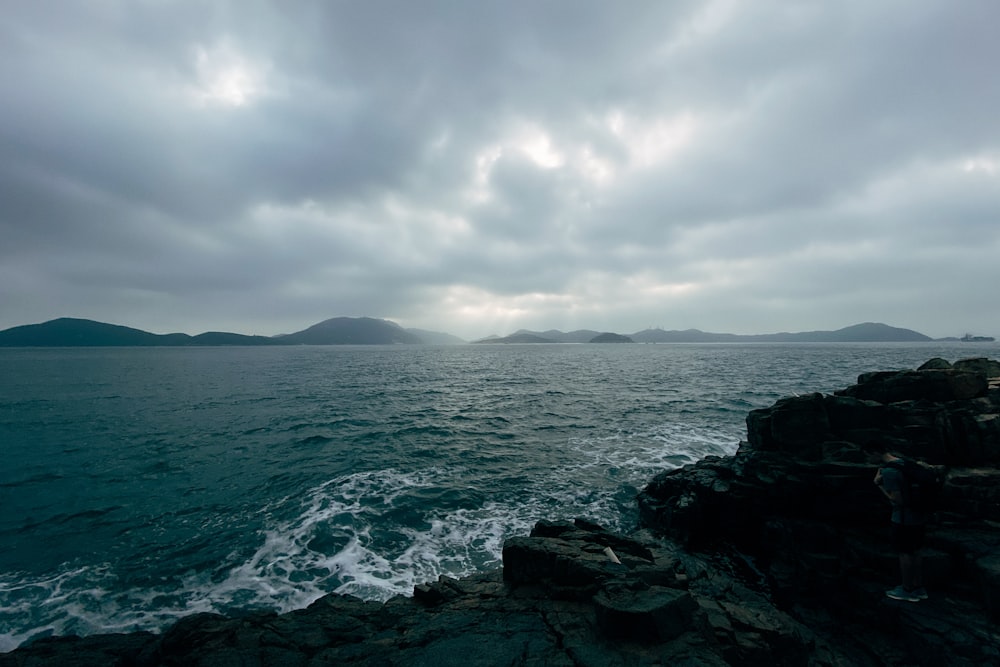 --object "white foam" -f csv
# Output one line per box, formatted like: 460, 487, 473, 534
576, 421, 740, 474
198, 467, 538, 605
1, 422, 740, 649
0, 566, 125, 649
